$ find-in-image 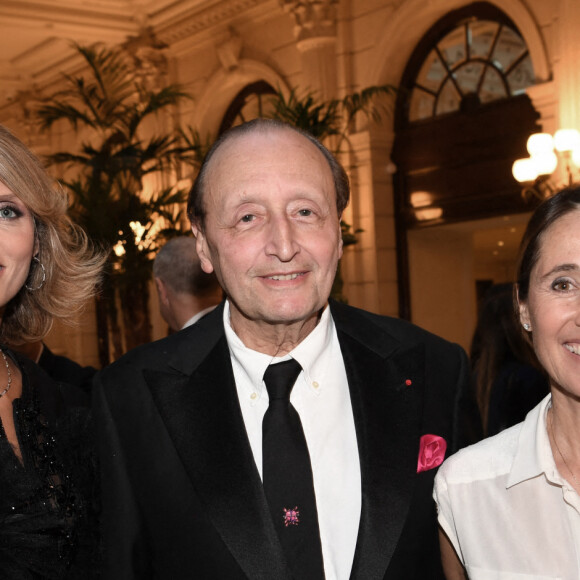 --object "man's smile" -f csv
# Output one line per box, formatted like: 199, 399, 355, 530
265, 272, 305, 281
